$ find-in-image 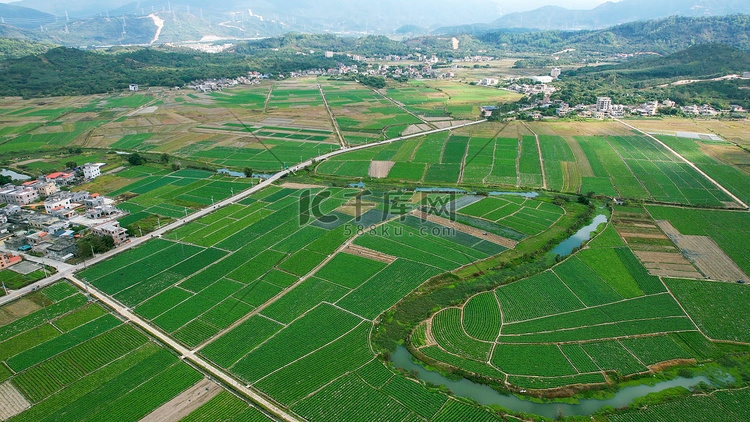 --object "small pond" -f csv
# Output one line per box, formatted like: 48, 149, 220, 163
0, 169, 31, 181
